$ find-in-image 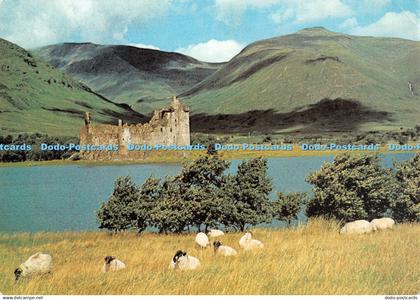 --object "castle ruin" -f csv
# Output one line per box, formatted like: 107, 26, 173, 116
79, 96, 190, 160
